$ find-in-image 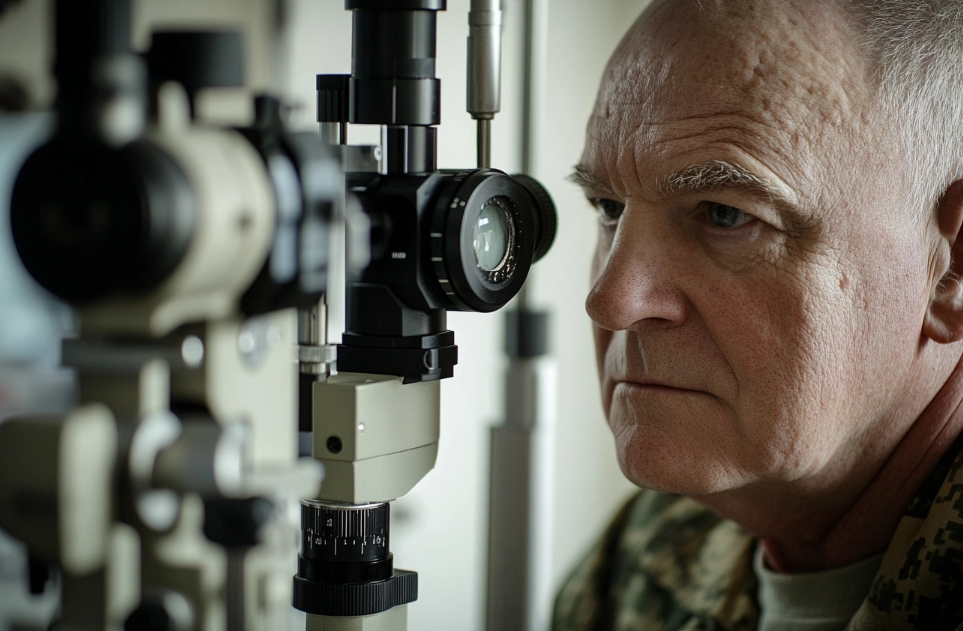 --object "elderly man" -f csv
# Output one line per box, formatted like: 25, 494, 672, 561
553, 1, 963, 629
